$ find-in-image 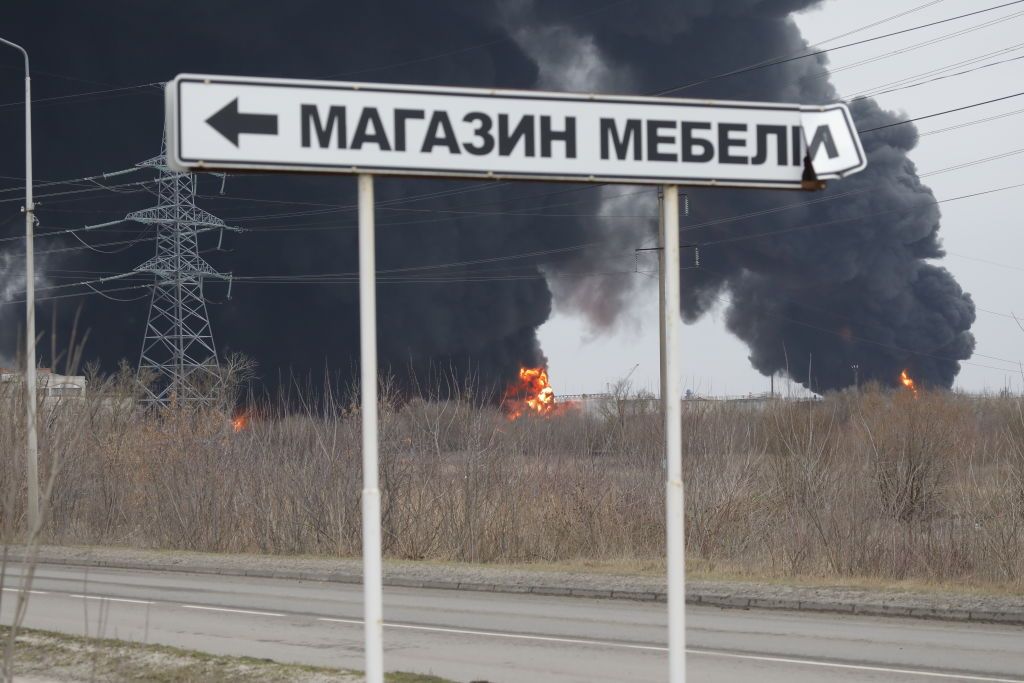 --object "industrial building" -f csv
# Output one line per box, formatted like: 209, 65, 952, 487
0, 368, 87, 401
